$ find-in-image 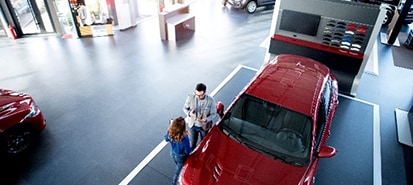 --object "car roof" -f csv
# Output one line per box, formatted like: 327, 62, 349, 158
245, 54, 331, 116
